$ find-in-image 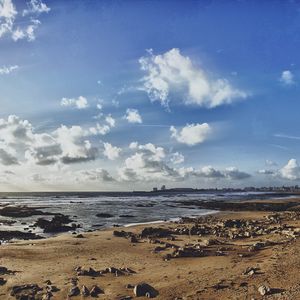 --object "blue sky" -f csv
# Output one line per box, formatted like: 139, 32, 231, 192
1, 0, 300, 191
